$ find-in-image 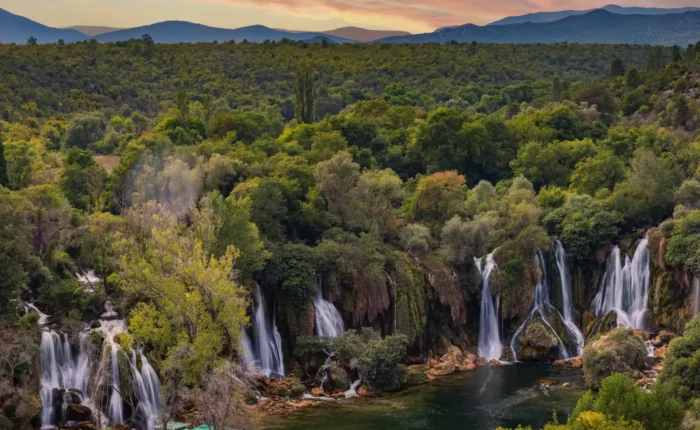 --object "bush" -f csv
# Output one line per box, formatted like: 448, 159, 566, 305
567, 374, 683, 430
658, 315, 700, 404
582, 328, 646, 389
